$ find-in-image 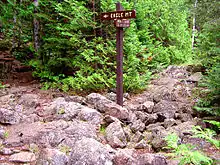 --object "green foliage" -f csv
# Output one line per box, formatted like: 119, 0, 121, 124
0, 82, 6, 89
191, 126, 219, 149
192, 0, 220, 117
203, 120, 220, 130
0, 40, 12, 51
195, 64, 220, 116
1, 0, 192, 93
59, 144, 71, 155
164, 133, 213, 165
99, 124, 106, 135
